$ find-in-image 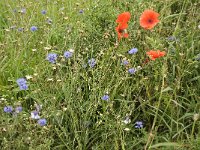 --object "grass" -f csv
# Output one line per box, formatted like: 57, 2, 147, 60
0, 0, 200, 149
